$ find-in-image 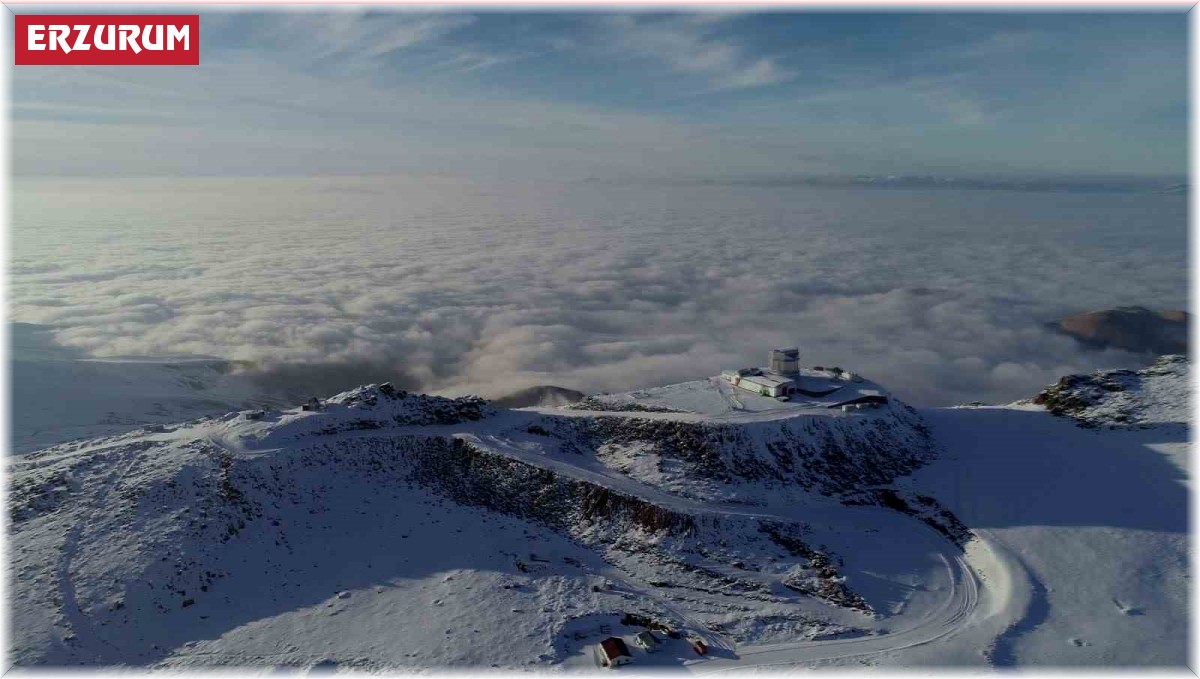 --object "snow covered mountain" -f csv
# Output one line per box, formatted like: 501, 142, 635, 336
8, 360, 1188, 670
10, 323, 295, 454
